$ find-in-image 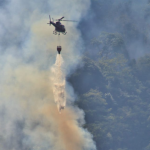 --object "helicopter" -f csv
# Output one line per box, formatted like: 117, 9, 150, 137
47, 15, 77, 35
